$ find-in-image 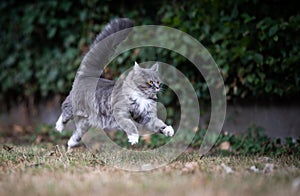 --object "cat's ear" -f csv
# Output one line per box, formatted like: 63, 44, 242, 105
151, 62, 159, 71
134, 61, 141, 70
